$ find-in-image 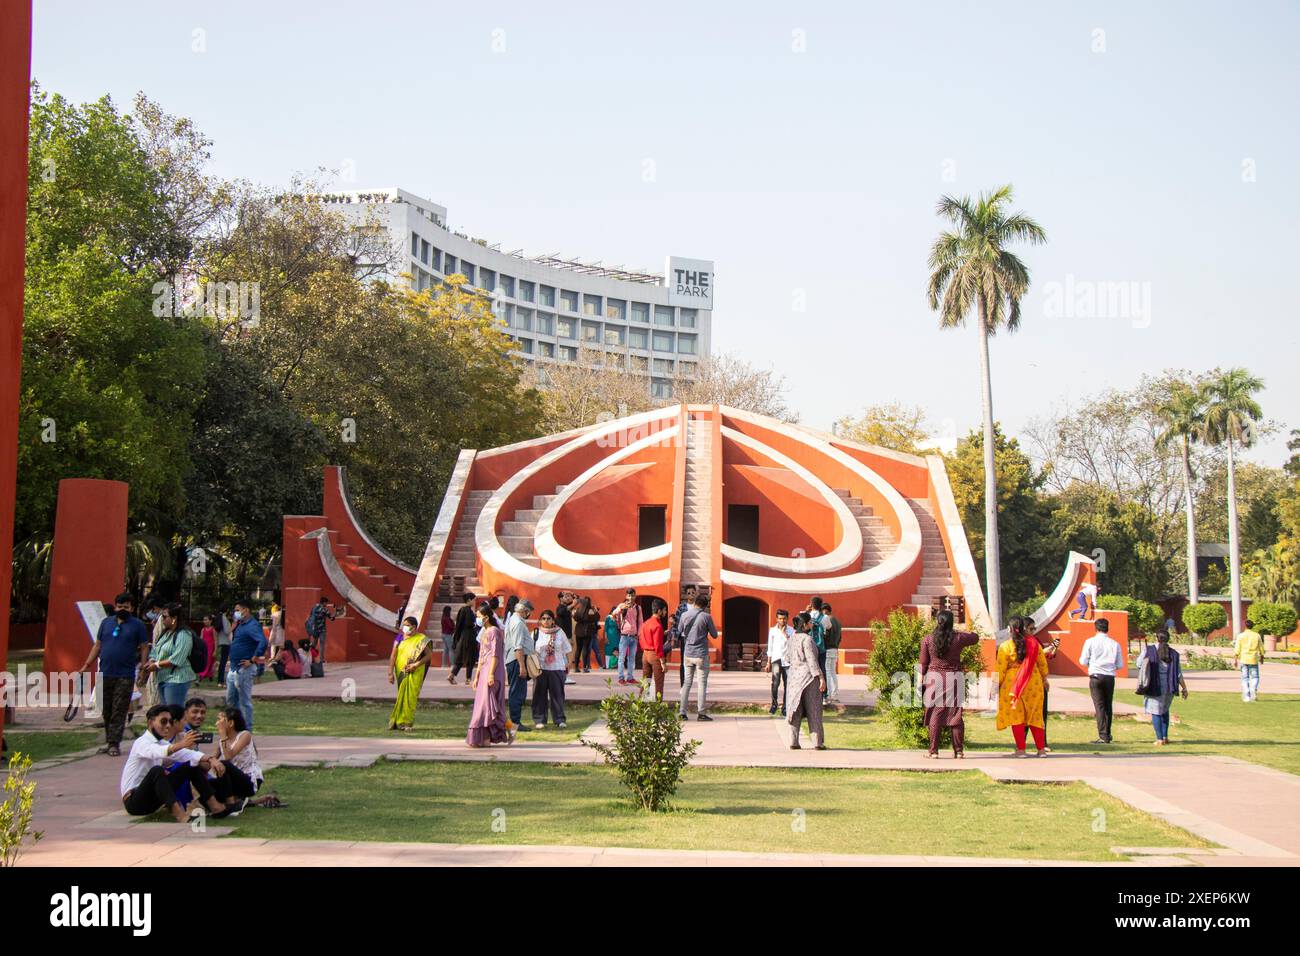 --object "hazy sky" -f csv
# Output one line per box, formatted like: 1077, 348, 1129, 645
31, 0, 1299, 465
